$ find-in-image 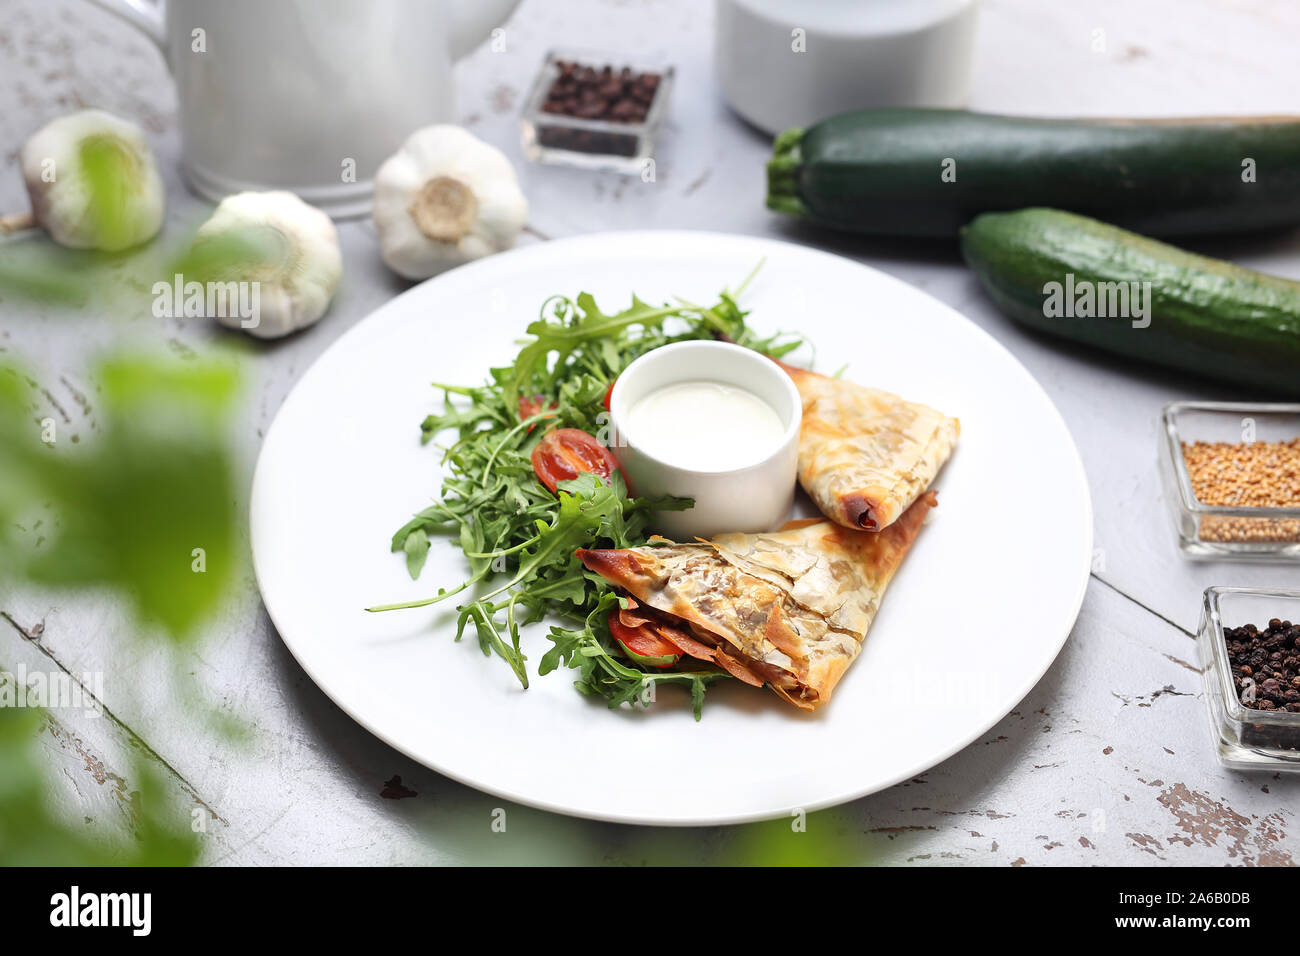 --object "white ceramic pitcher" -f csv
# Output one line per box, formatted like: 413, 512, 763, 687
87, 0, 521, 217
